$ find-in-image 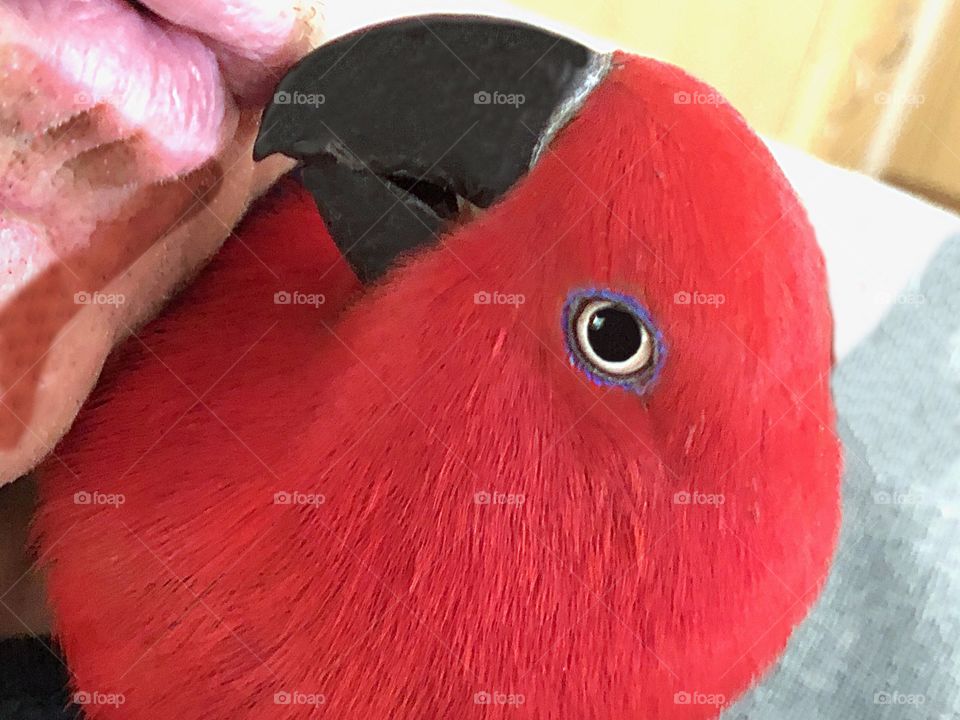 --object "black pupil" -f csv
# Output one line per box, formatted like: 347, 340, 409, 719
587, 307, 643, 363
